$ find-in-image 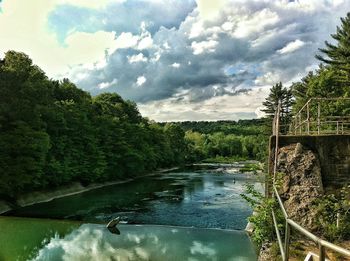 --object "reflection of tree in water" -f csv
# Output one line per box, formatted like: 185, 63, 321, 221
9, 171, 256, 229
7, 174, 174, 221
